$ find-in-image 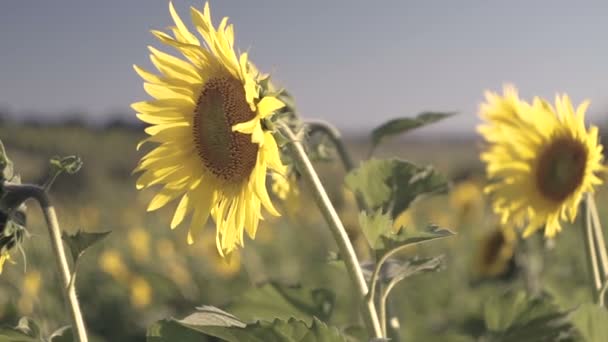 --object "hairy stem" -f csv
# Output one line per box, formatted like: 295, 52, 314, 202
588, 193, 608, 306
305, 121, 369, 212
278, 124, 383, 338
3, 183, 88, 342
581, 194, 601, 303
